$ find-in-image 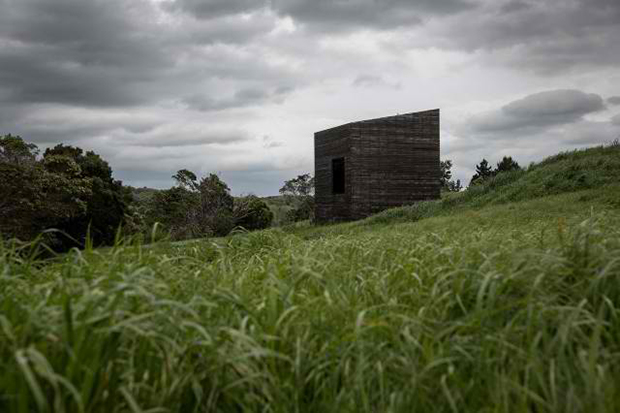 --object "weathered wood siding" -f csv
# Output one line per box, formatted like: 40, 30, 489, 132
315, 109, 440, 222
314, 124, 352, 222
